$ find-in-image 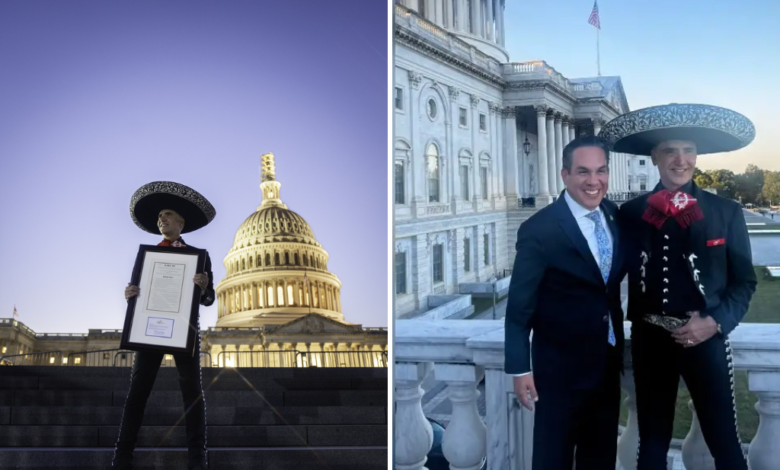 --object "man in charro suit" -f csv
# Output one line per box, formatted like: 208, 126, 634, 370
600, 103, 757, 470
112, 181, 217, 470
504, 135, 626, 470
